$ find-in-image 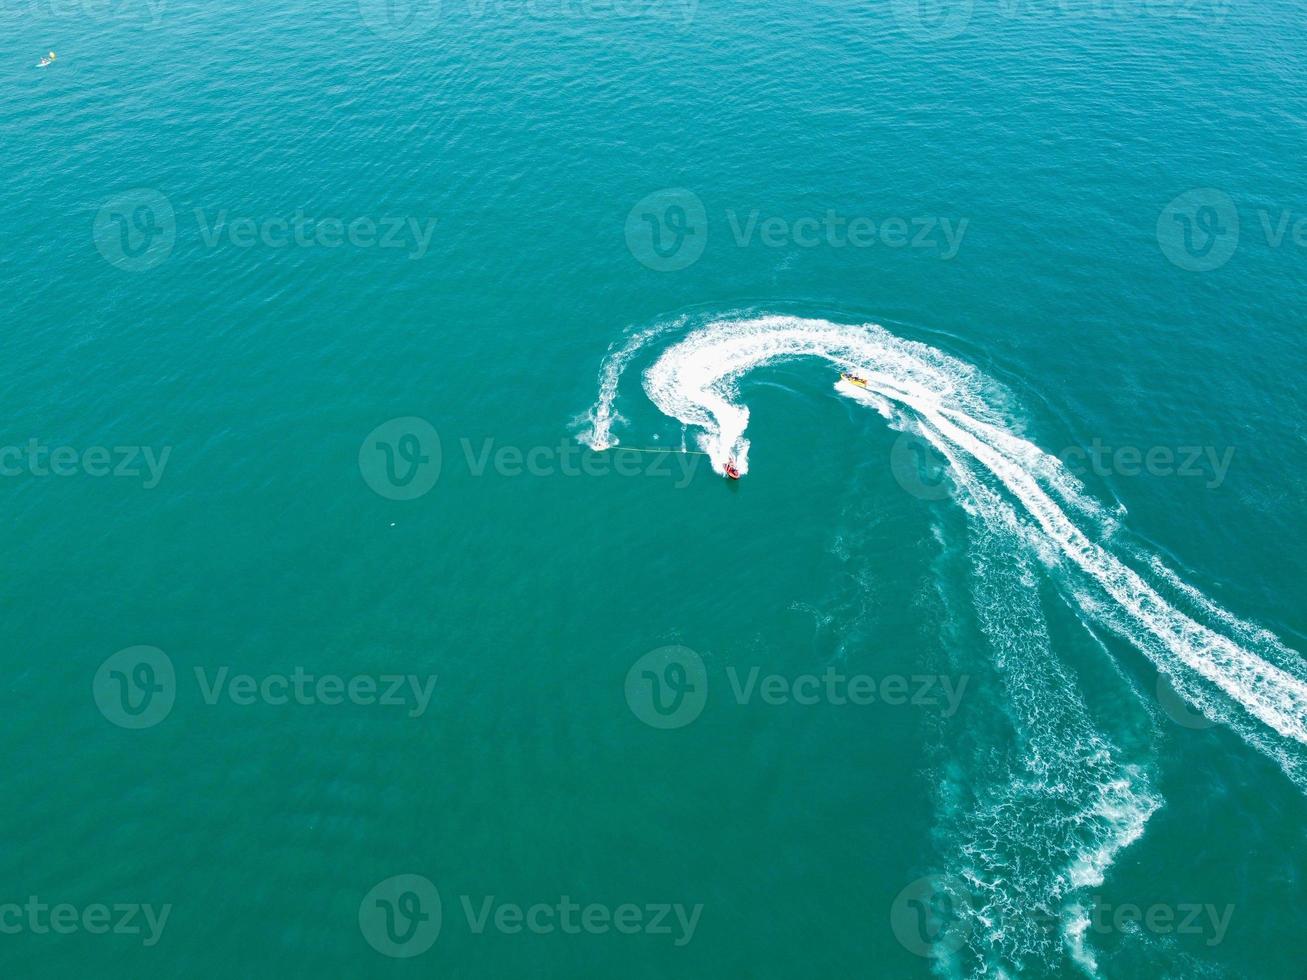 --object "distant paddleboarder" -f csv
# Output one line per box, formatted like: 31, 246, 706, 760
38, 51, 56, 68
